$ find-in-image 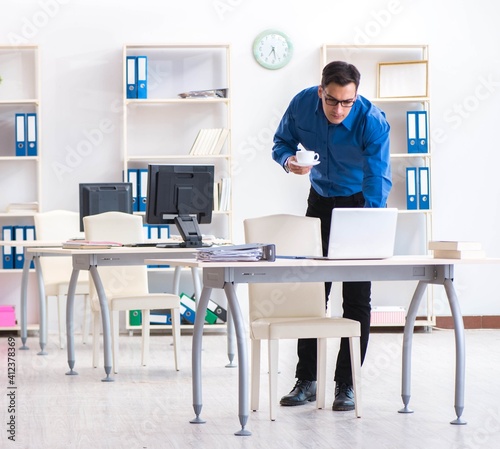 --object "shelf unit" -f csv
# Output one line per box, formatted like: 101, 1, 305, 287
321, 44, 434, 328
0, 45, 41, 332
122, 43, 232, 331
